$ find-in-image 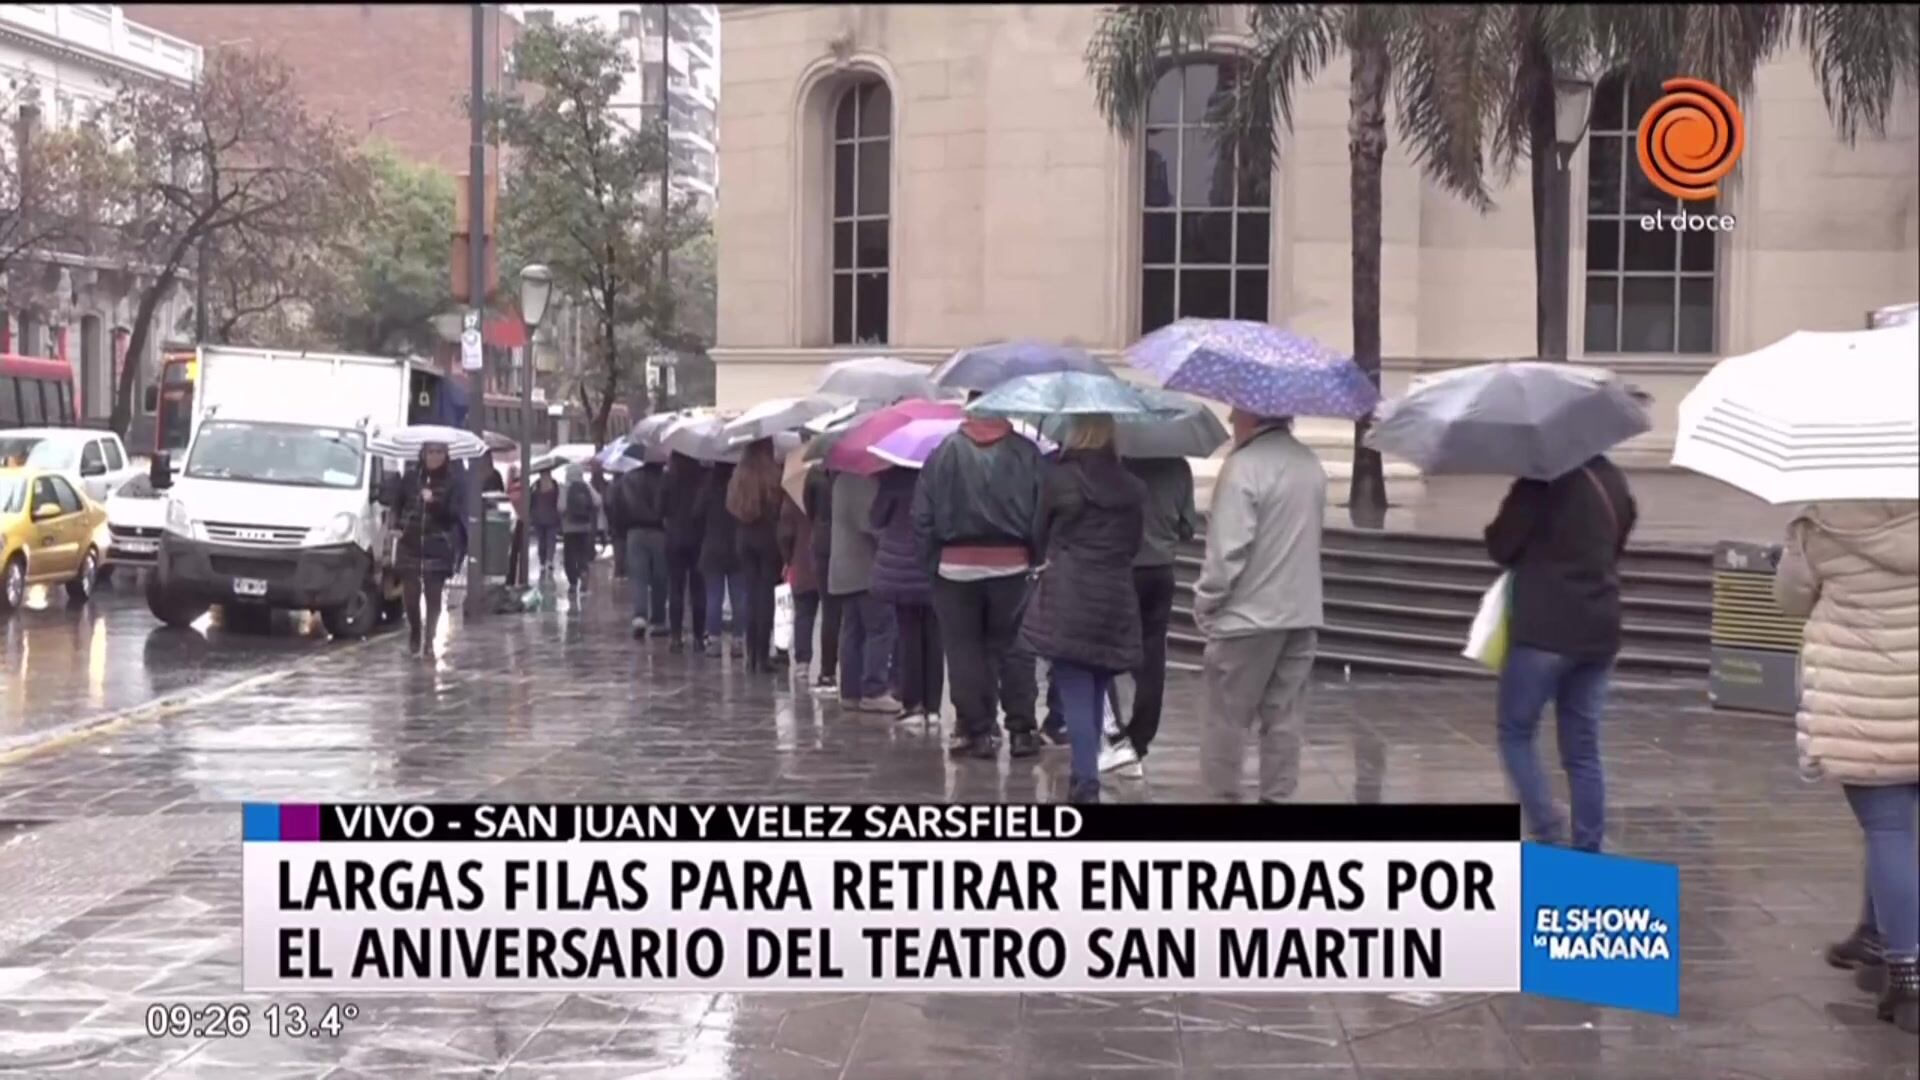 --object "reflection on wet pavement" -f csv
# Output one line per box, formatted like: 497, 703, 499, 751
0, 571, 1914, 1078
